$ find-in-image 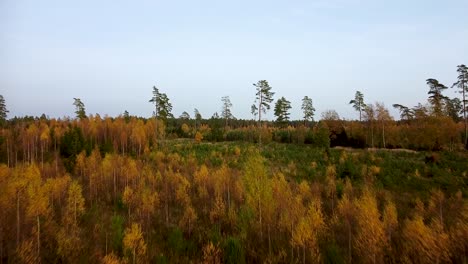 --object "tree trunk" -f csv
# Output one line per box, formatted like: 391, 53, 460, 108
463, 86, 467, 148
6, 138, 9, 167
113, 169, 116, 202
303, 245, 306, 264
258, 198, 263, 241
227, 182, 231, 211
258, 95, 263, 145
382, 121, 386, 148
105, 232, 108, 255
348, 222, 352, 264
17, 191, 20, 249
74, 196, 77, 224
268, 224, 271, 255
41, 143, 44, 170
37, 215, 40, 261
